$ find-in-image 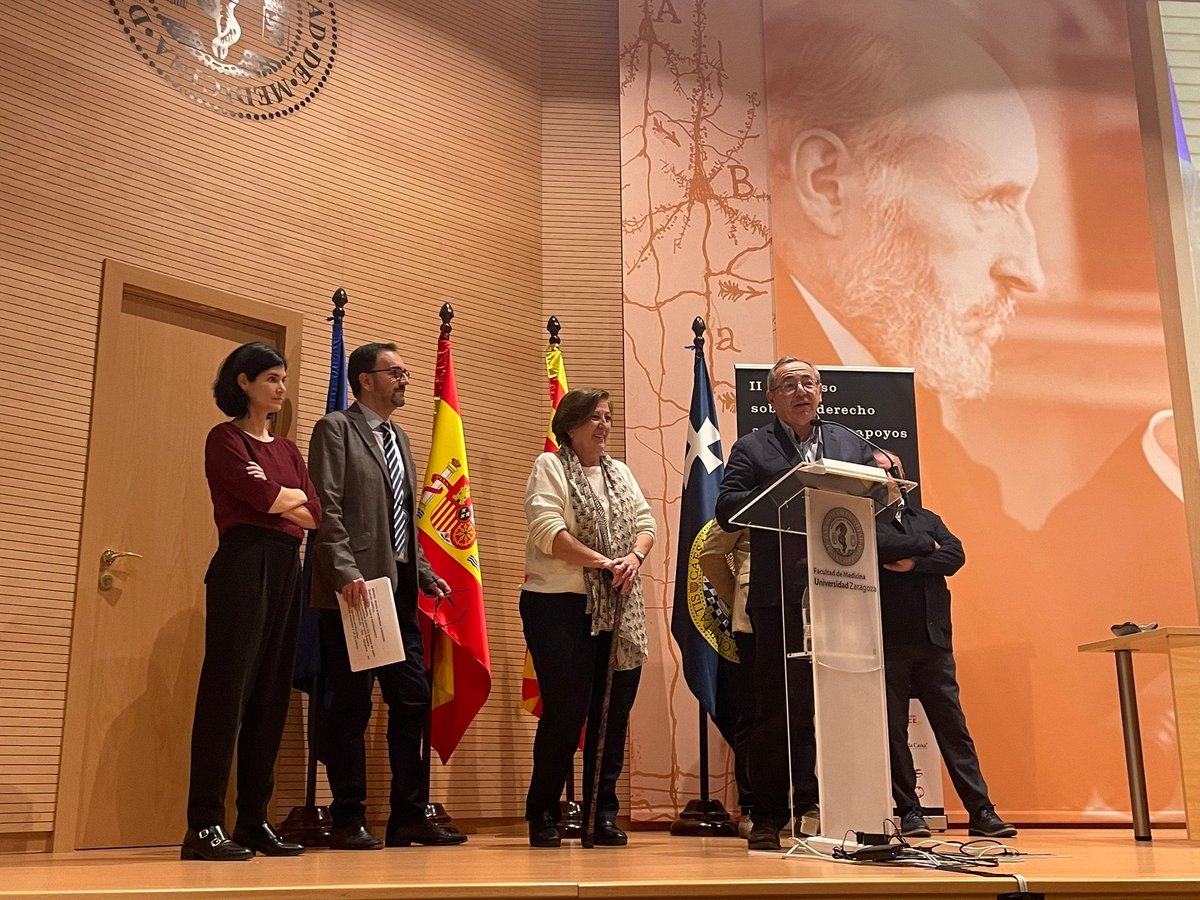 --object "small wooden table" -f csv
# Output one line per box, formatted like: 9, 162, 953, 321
1079, 626, 1200, 841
